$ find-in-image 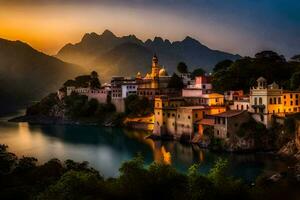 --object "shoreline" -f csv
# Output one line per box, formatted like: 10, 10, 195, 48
7, 115, 299, 158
